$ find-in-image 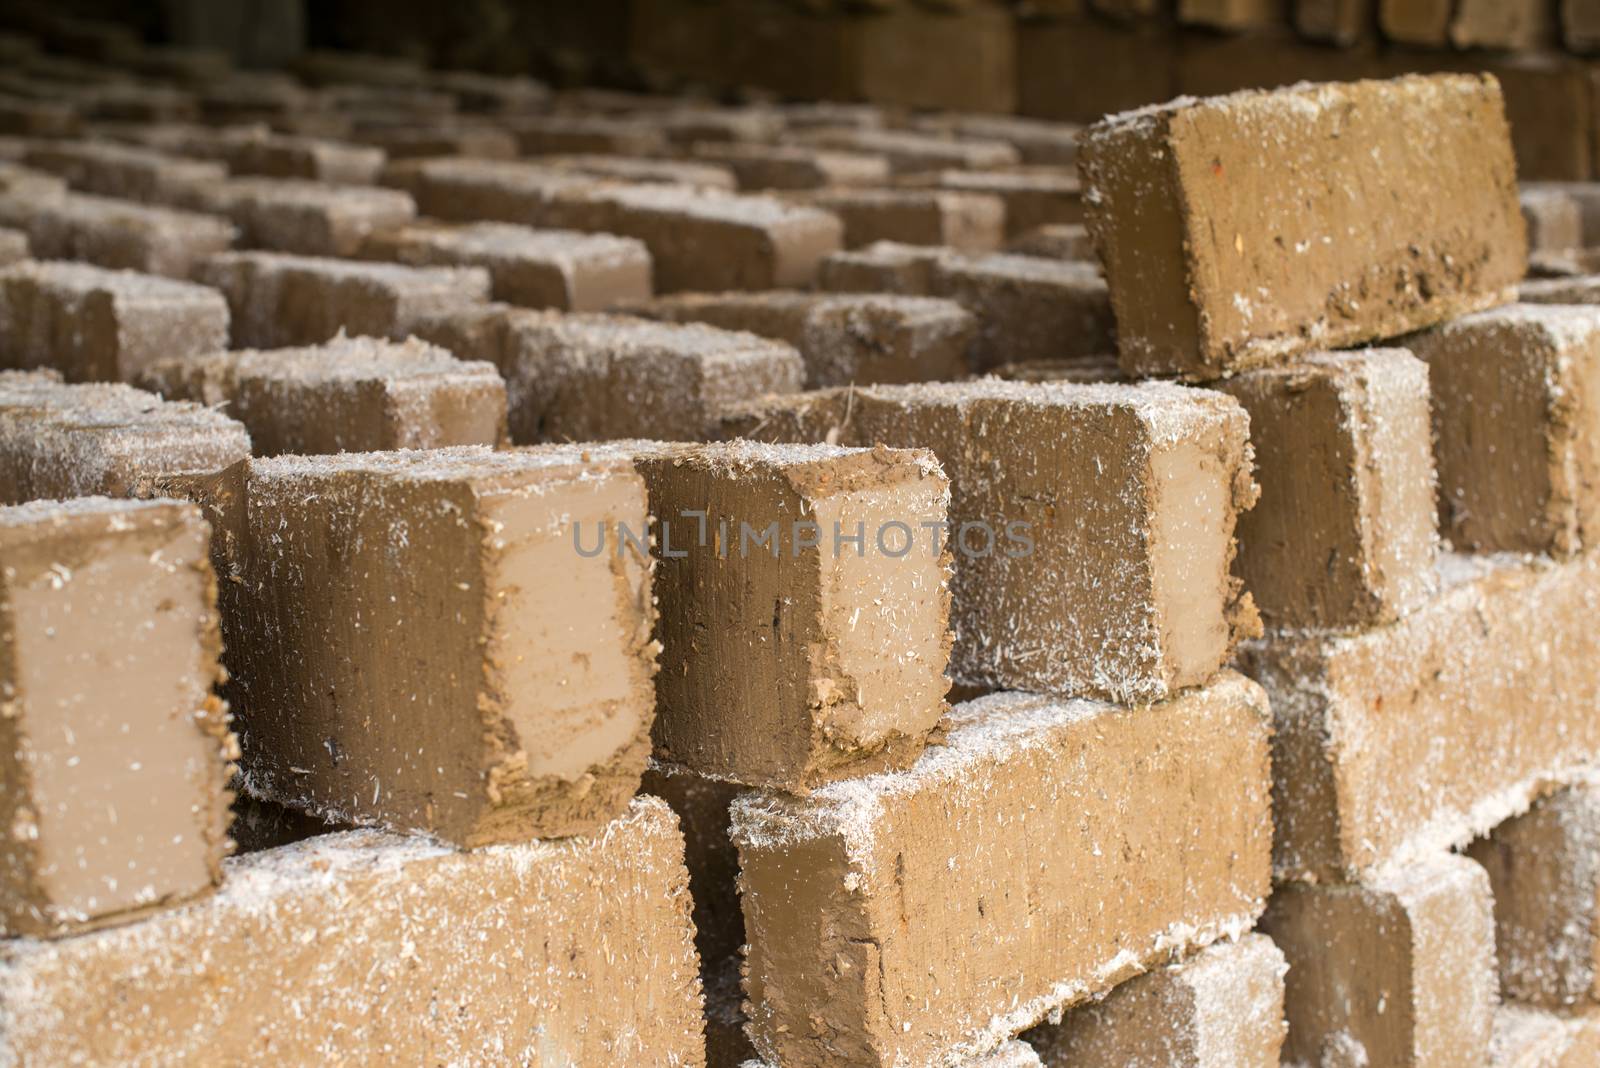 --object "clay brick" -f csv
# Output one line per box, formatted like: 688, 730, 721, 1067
744, 1042, 1043, 1068
1296, 0, 1377, 43
1242, 551, 1600, 882
136, 336, 507, 456
1522, 274, 1600, 304
0, 497, 233, 938
536, 153, 739, 192
0, 161, 65, 199
724, 379, 1259, 703
0, 227, 25, 266
358, 221, 652, 311
623, 441, 950, 791
219, 132, 385, 185
1566, 0, 1600, 50
379, 157, 597, 227
352, 122, 518, 161
902, 168, 1082, 238
1025, 935, 1288, 1067
1405, 305, 1600, 558
690, 143, 890, 192
1079, 75, 1525, 380
930, 254, 1114, 369
1467, 783, 1600, 1008
412, 305, 803, 443
732, 672, 1272, 1067
182, 447, 657, 845
1217, 349, 1438, 629
1379, 0, 1451, 43
196, 251, 489, 349
1017, 19, 1177, 126
1261, 854, 1496, 1068
0, 796, 706, 1066
1180, 0, 1286, 31
817, 241, 947, 295
1489, 1006, 1600, 1067
912, 113, 1082, 167
1493, 57, 1594, 183
507, 114, 668, 156
800, 128, 1021, 175
0, 261, 228, 383
0, 192, 235, 278
173, 177, 416, 258
803, 189, 1004, 252
1006, 223, 1094, 261
21, 140, 224, 202
1451, 0, 1553, 48
0, 373, 250, 504
620, 290, 975, 387
427, 70, 549, 113
1524, 187, 1585, 252
990, 356, 1126, 384
0, 93, 77, 137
